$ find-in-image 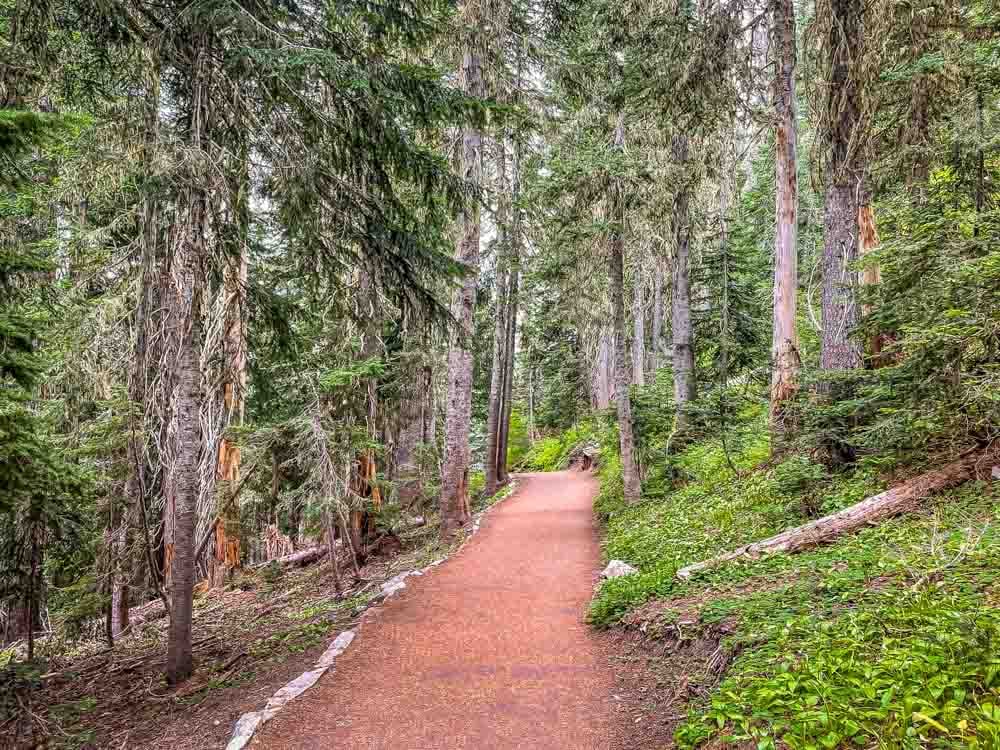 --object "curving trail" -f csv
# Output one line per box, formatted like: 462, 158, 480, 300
253, 470, 616, 749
